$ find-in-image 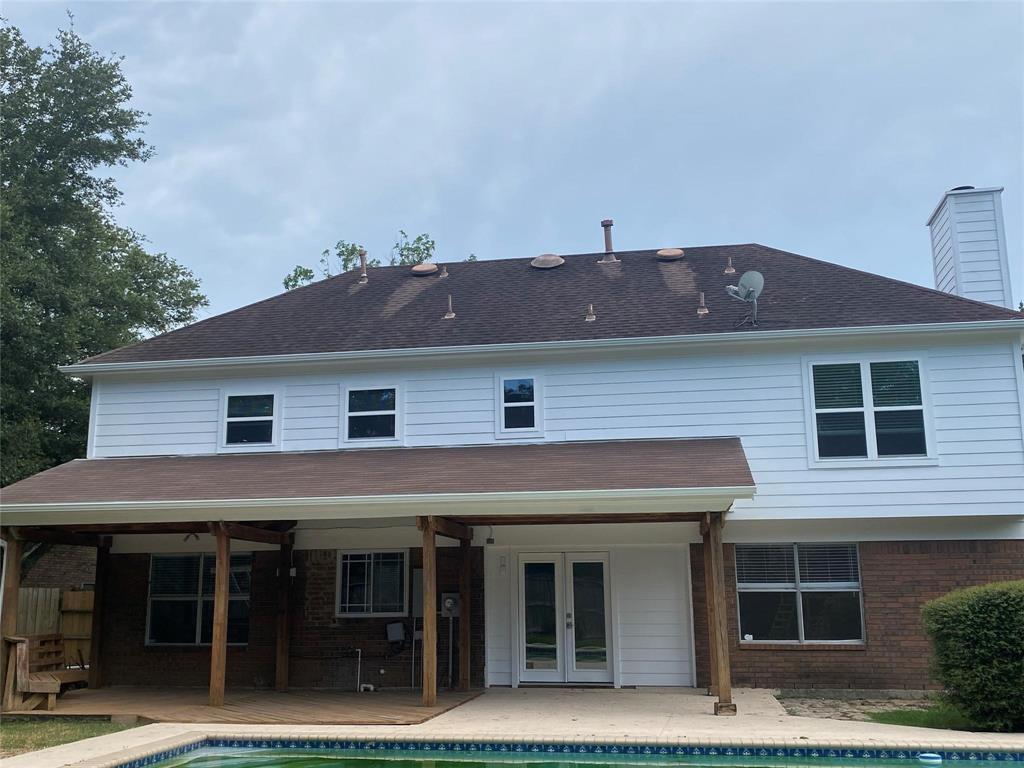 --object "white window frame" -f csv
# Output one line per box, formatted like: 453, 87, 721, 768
495, 373, 544, 438
735, 543, 865, 646
341, 384, 402, 446
218, 389, 280, 453
145, 552, 252, 647
802, 353, 937, 468
335, 549, 410, 618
